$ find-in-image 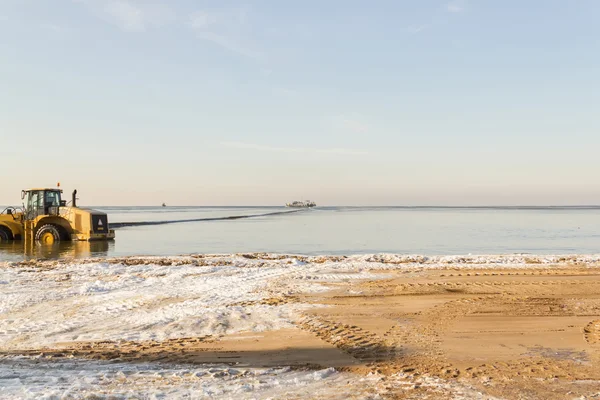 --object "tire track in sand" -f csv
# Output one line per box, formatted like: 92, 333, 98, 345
297, 315, 396, 362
